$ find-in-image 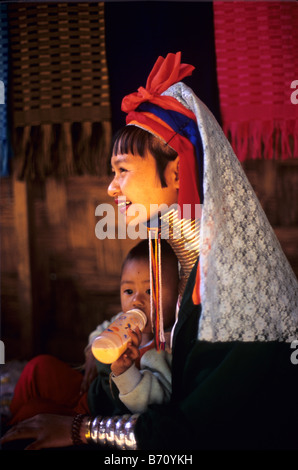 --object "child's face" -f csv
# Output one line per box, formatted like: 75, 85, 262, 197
120, 257, 177, 336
